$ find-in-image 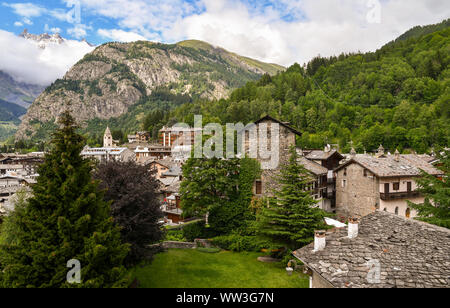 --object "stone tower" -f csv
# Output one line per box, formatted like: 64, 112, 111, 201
103, 126, 113, 148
